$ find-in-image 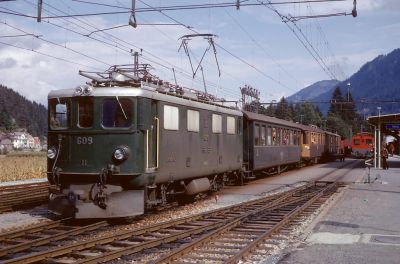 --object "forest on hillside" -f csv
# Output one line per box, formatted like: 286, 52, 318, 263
246, 86, 369, 139
0, 85, 47, 137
